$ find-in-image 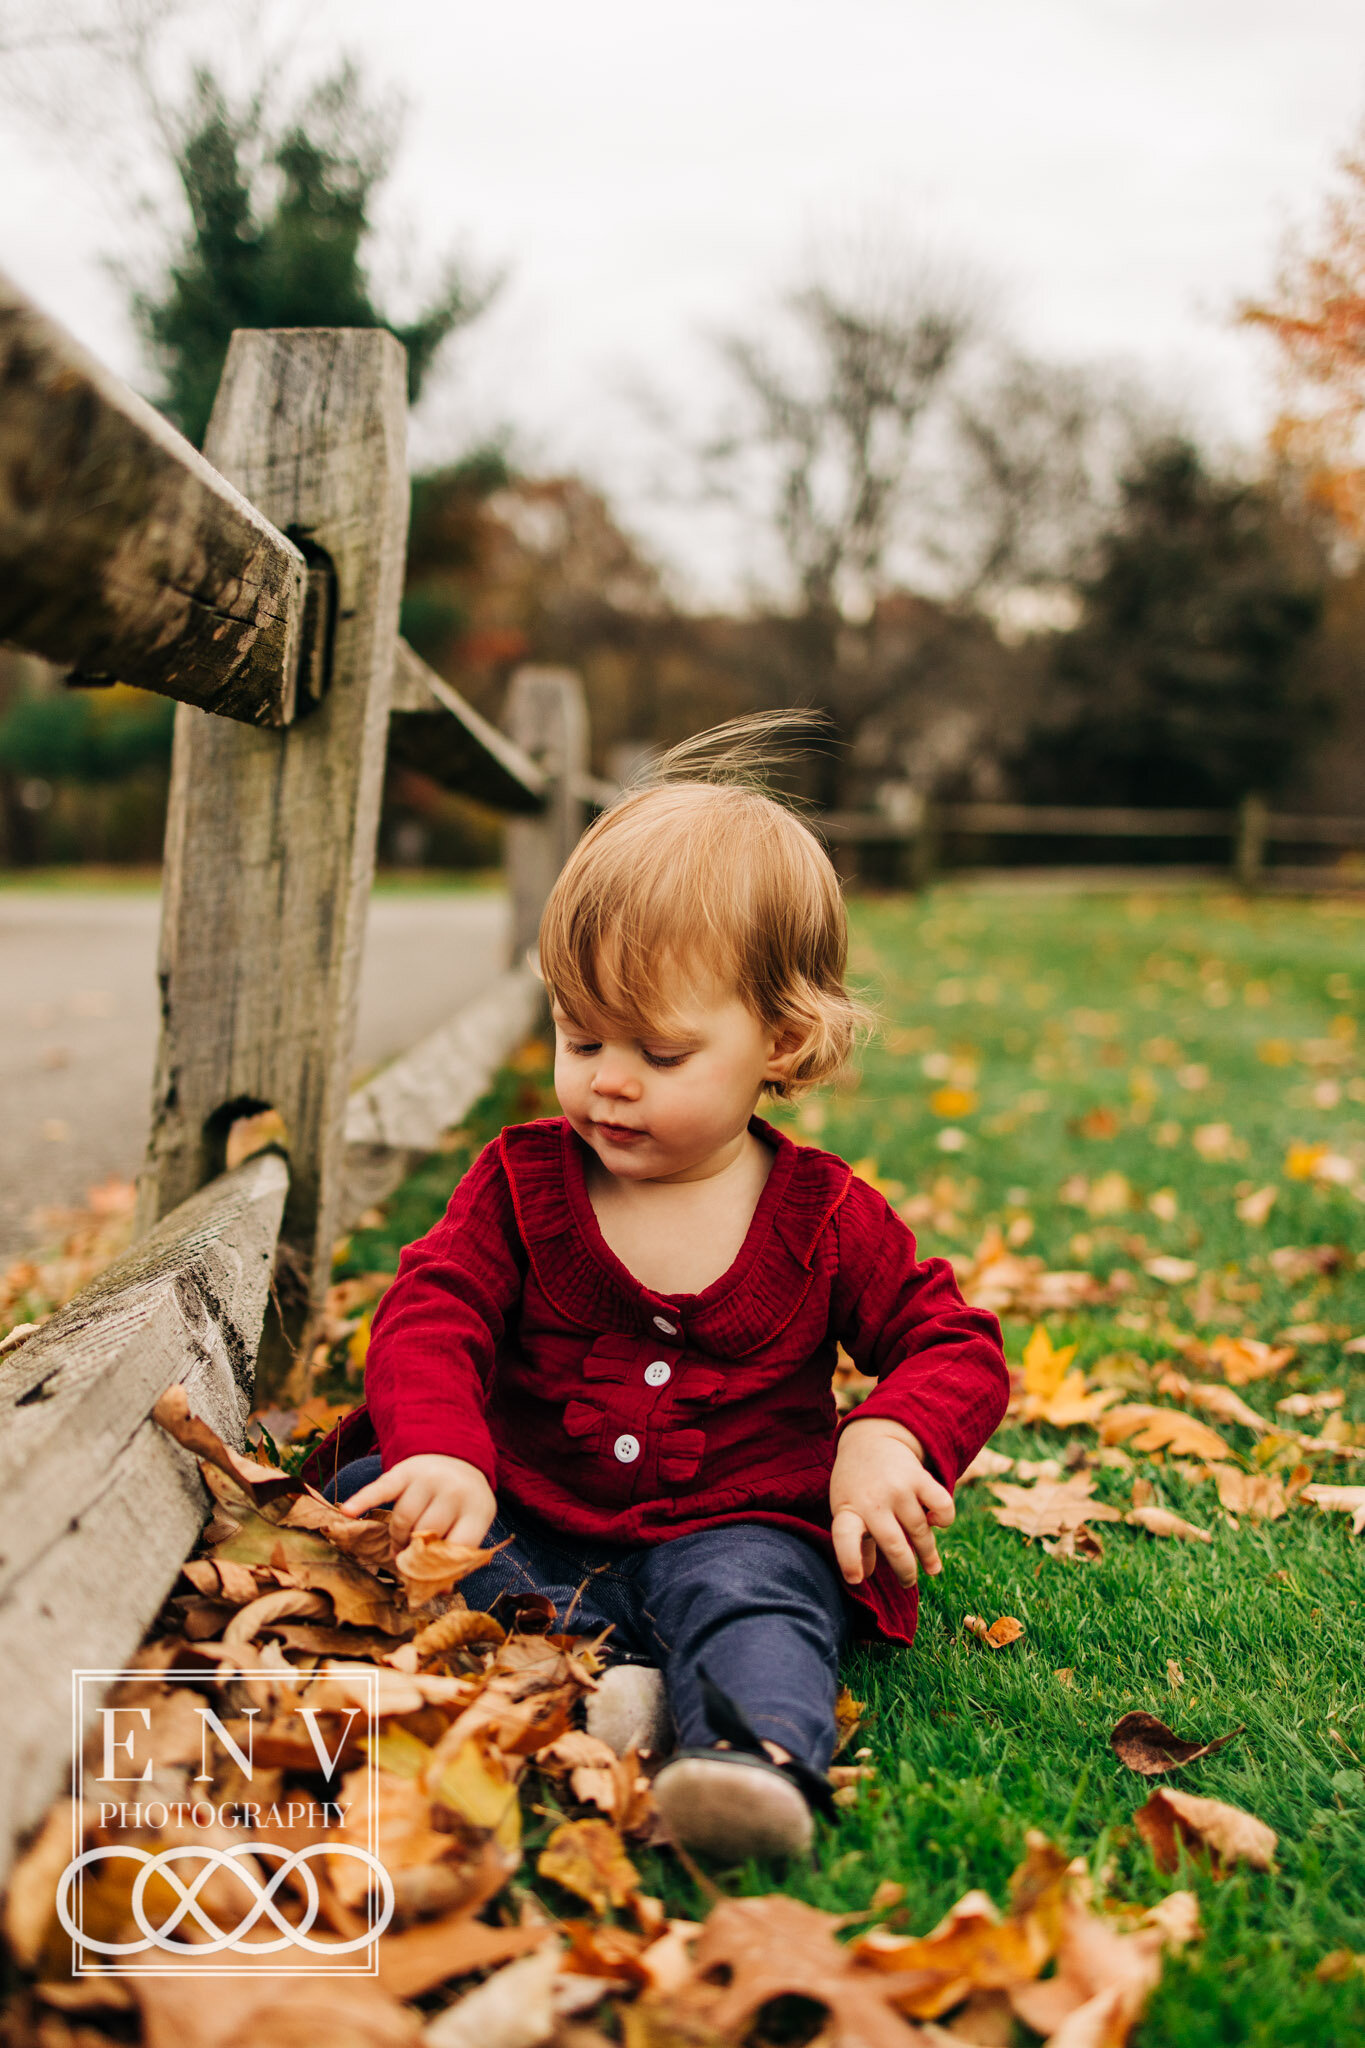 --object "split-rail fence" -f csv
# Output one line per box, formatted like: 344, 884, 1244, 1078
0, 277, 614, 1883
